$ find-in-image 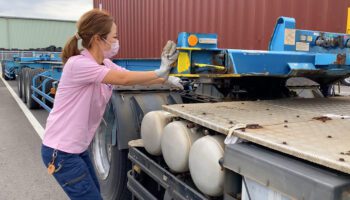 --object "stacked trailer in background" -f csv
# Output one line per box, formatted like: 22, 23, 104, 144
1, 51, 62, 109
